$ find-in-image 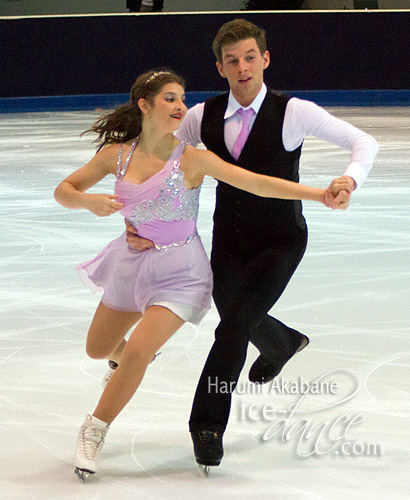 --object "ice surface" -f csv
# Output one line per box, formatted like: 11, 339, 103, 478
0, 107, 409, 499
